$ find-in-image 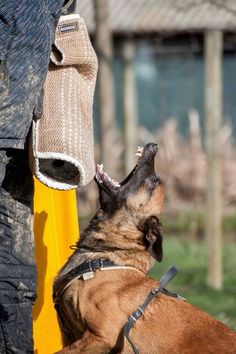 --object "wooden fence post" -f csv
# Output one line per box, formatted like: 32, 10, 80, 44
204, 29, 223, 290
122, 39, 138, 175
94, 0, 117, 172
